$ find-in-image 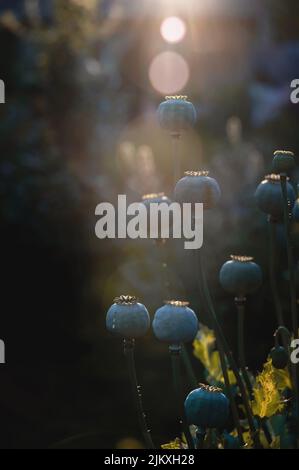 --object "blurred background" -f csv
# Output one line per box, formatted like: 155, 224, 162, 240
0, 0, 299, 449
